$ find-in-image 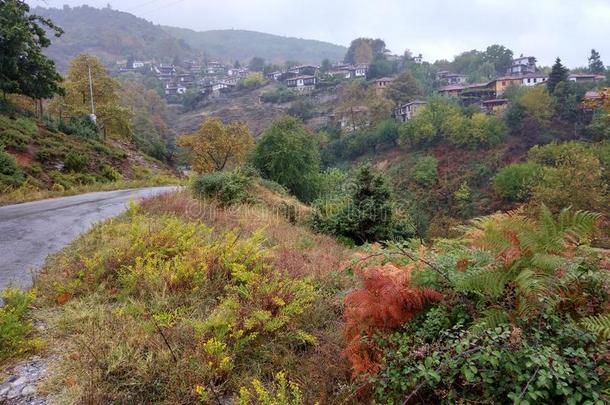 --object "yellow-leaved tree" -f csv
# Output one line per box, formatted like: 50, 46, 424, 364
178, 118, 254, 173
50, 54, 131, 139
